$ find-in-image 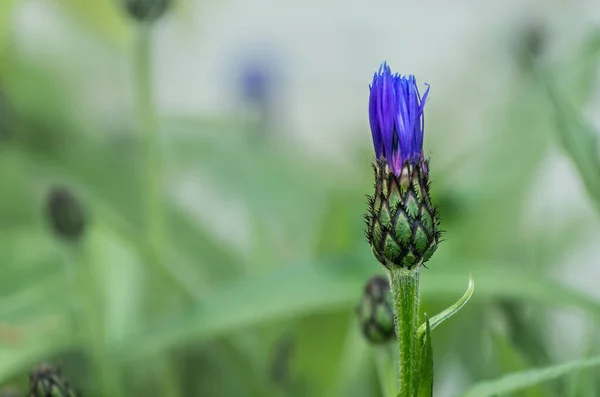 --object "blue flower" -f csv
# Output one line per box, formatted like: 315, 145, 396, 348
240, 62, 271, 103
369, 62, 430, 175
